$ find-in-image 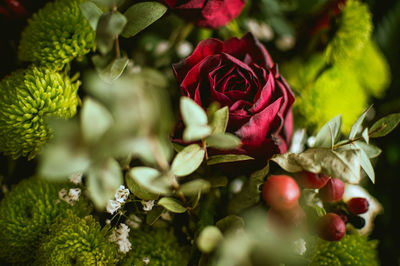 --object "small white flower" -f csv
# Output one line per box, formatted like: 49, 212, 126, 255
69, 172, 83, 184
275, 35, 296, 51
293, 238, 306, 255
126, 214, 142, 229
107, 200, 121, 215
68, 188, 81, 202
161, 211, 172, 221
110, 223, 132, 254
176, 41, 193, 58
142, 200, 155, 211
59, 188, 68, 199
143, 257, 150, 264
155, 41, 170, 55
230, 179, 244, 194
105, 219, 111, 224
246, 19, 274, 41
115, 185, 130, 203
